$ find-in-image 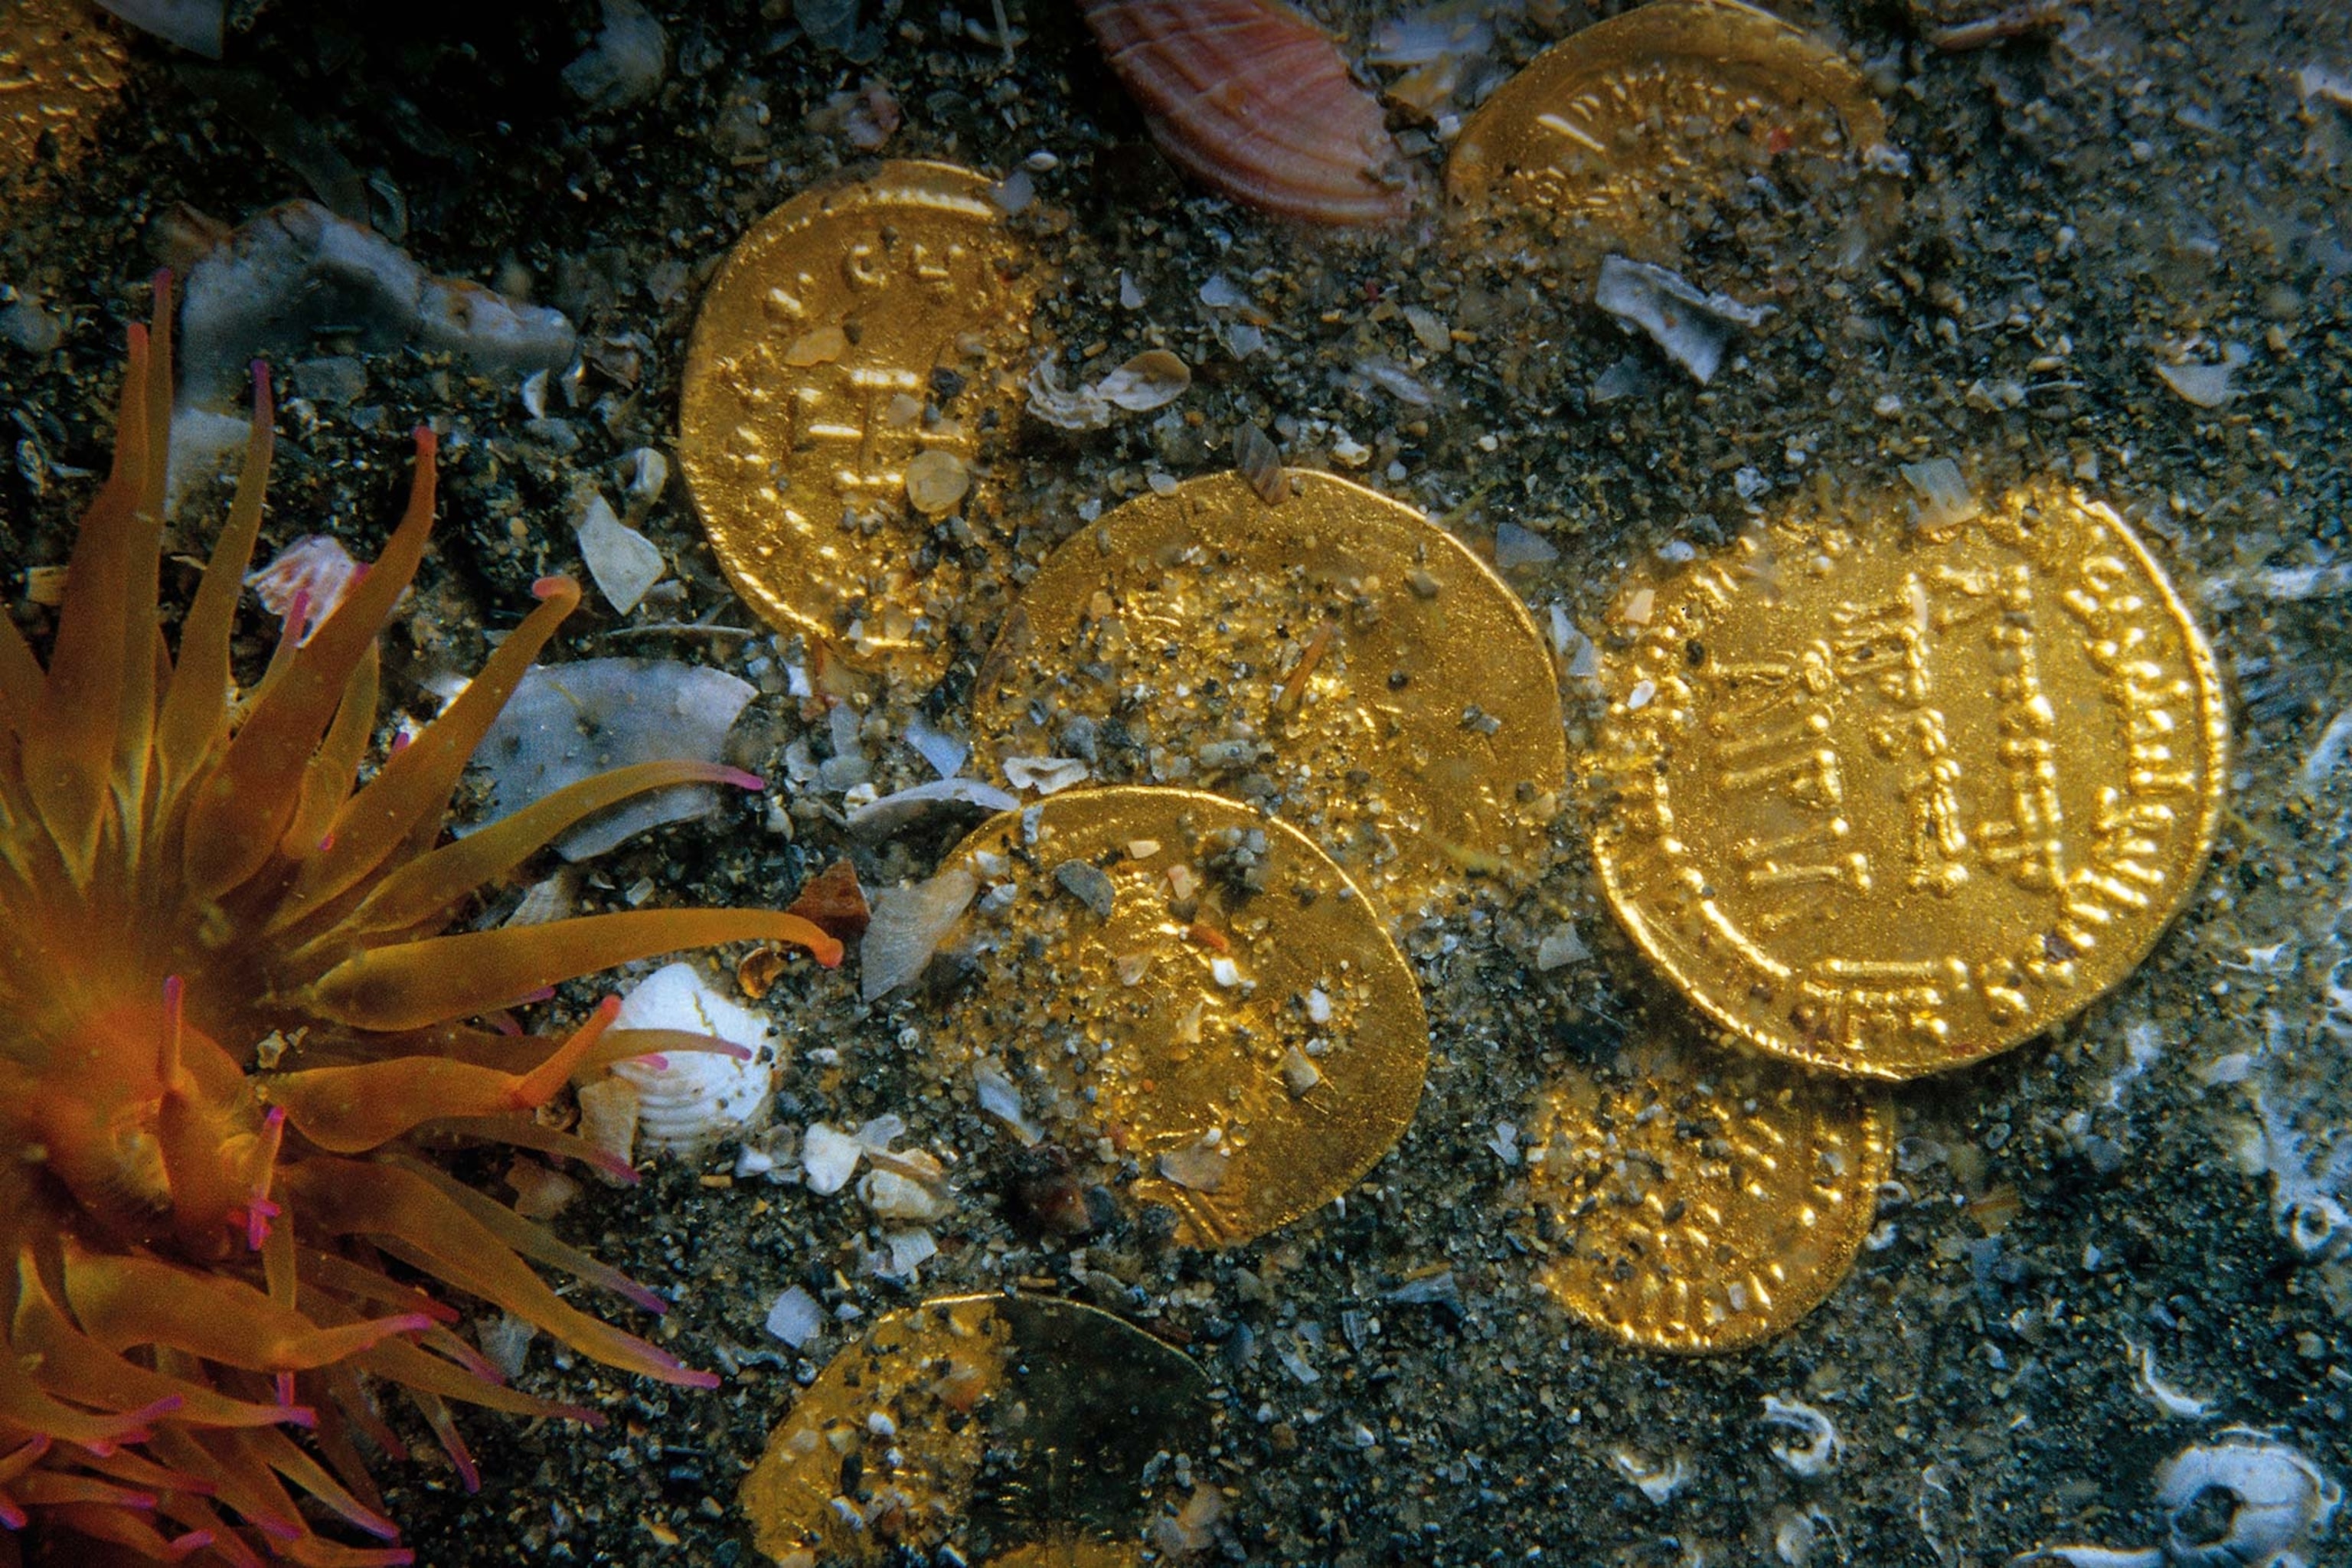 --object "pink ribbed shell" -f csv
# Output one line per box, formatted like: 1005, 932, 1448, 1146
1083, 0, 1409, 226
